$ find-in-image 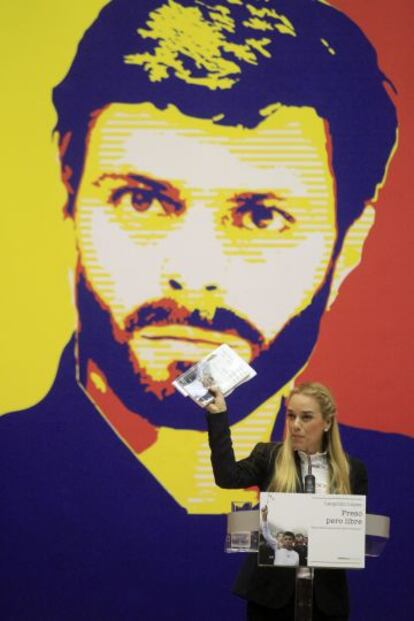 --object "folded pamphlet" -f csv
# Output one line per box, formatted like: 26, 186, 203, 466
173, 344, 256, 407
